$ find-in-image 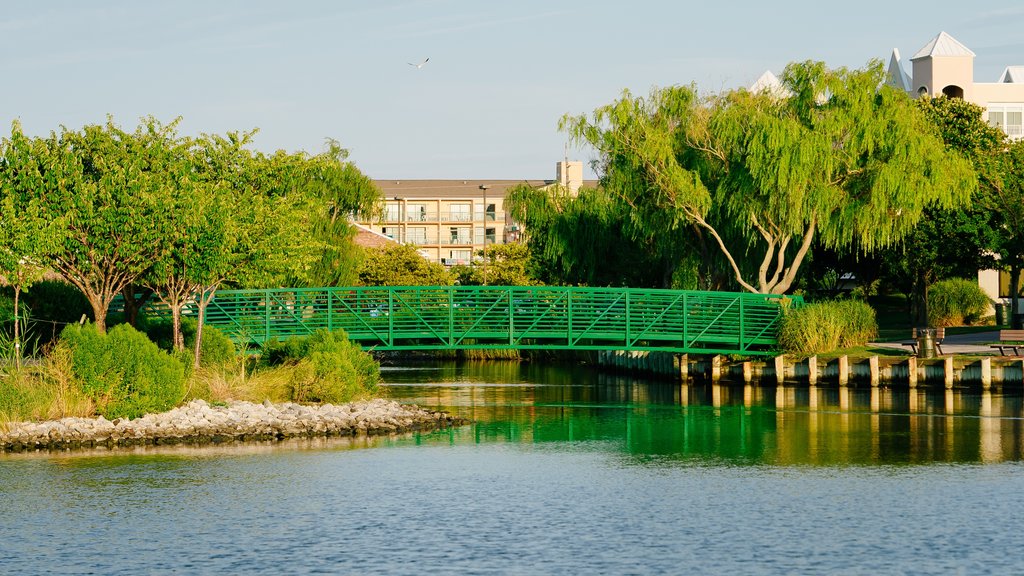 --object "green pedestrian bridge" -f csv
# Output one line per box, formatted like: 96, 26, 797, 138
170, 286, 798, 356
